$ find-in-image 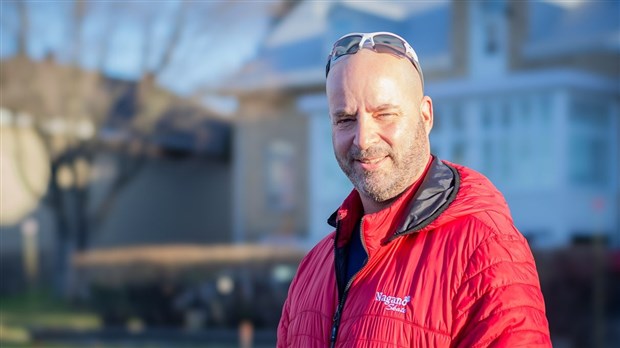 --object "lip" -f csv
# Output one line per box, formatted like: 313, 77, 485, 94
355, 156, 387, 171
